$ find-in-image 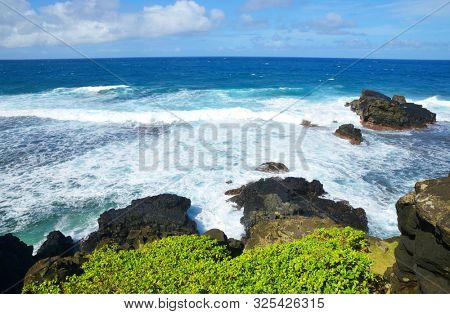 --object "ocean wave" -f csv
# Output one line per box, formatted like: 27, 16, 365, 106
414, 96, 450, 121
52, 85, 130, 94
0, 107, 302, 124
